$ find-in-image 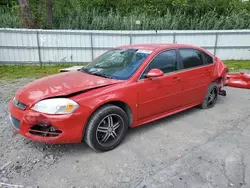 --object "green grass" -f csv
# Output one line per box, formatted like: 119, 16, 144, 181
0, 61, 250, 80
0, 64, 72, 80
224, 60, 250, 71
